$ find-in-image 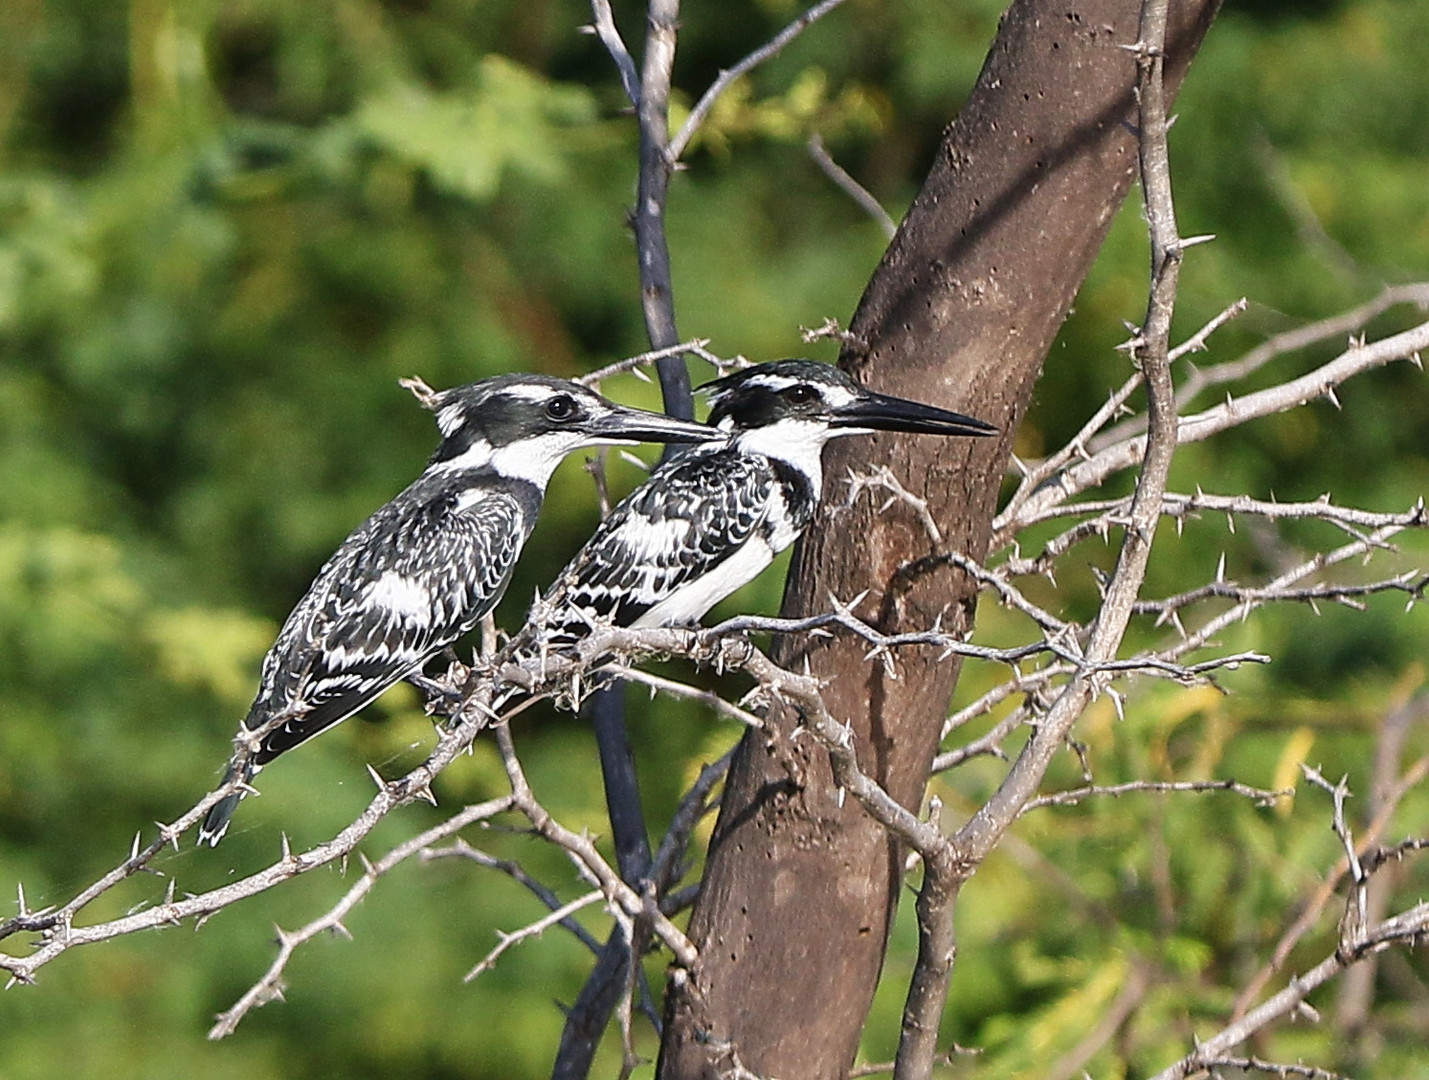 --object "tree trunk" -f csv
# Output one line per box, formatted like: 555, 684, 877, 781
658, 1, 1220, 1076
